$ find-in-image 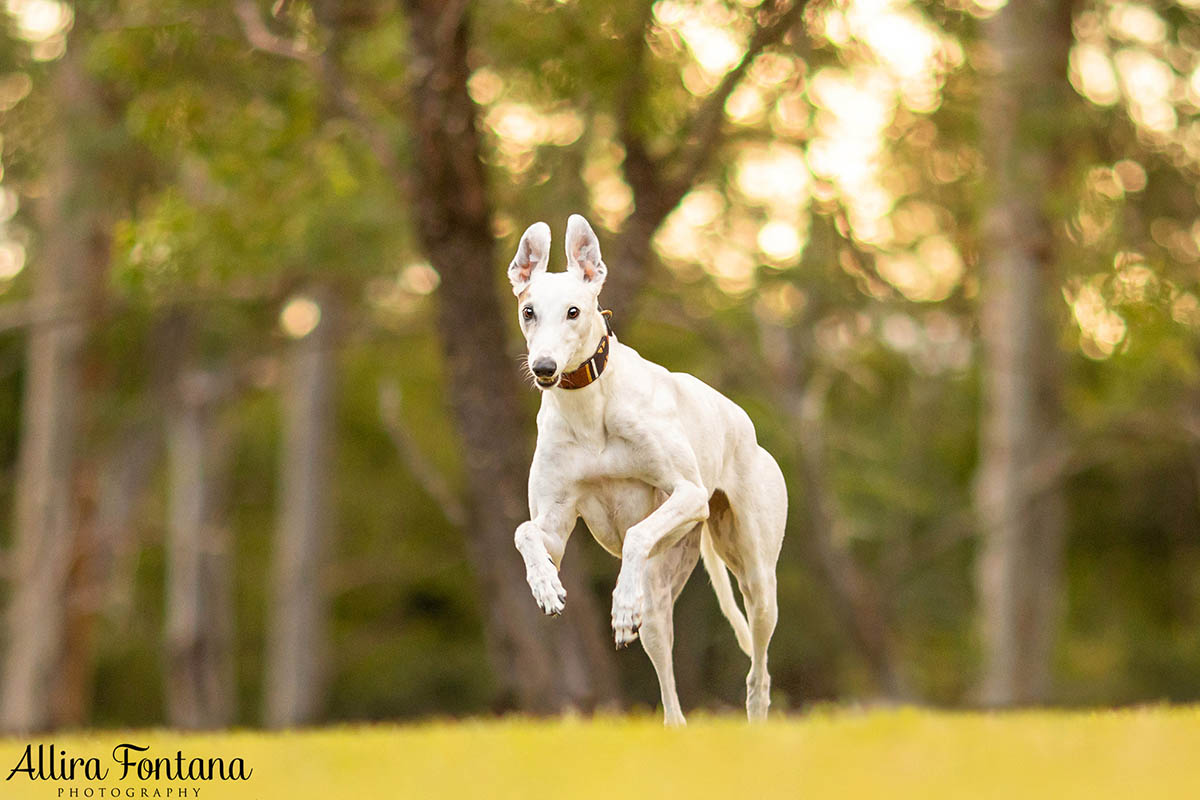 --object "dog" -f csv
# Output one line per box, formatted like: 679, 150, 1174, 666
508, 214, 787, 724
